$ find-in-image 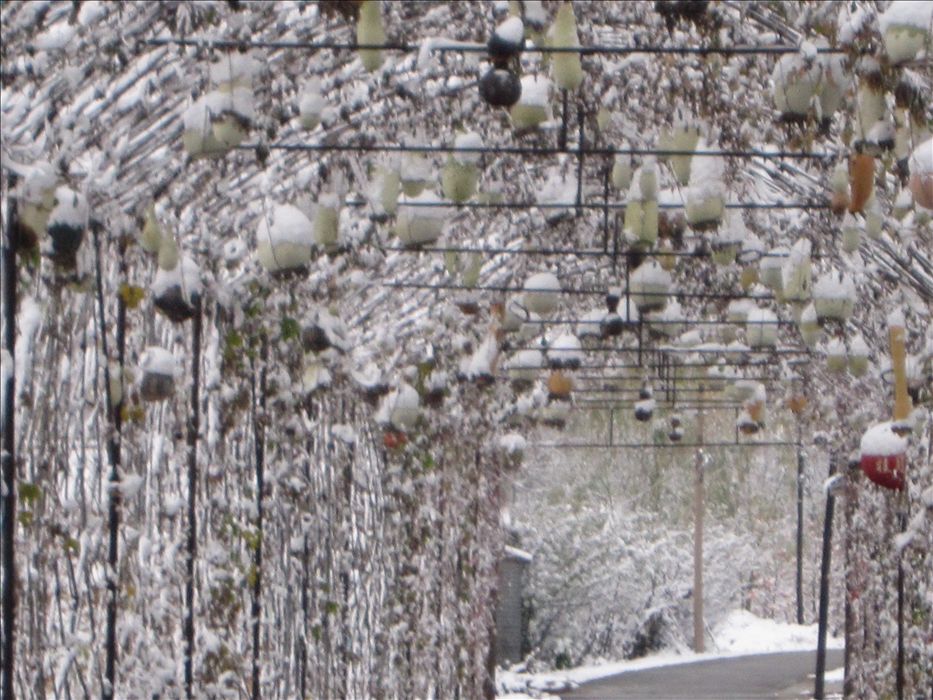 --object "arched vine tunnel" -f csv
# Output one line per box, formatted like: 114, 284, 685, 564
1, 1, 931, 699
